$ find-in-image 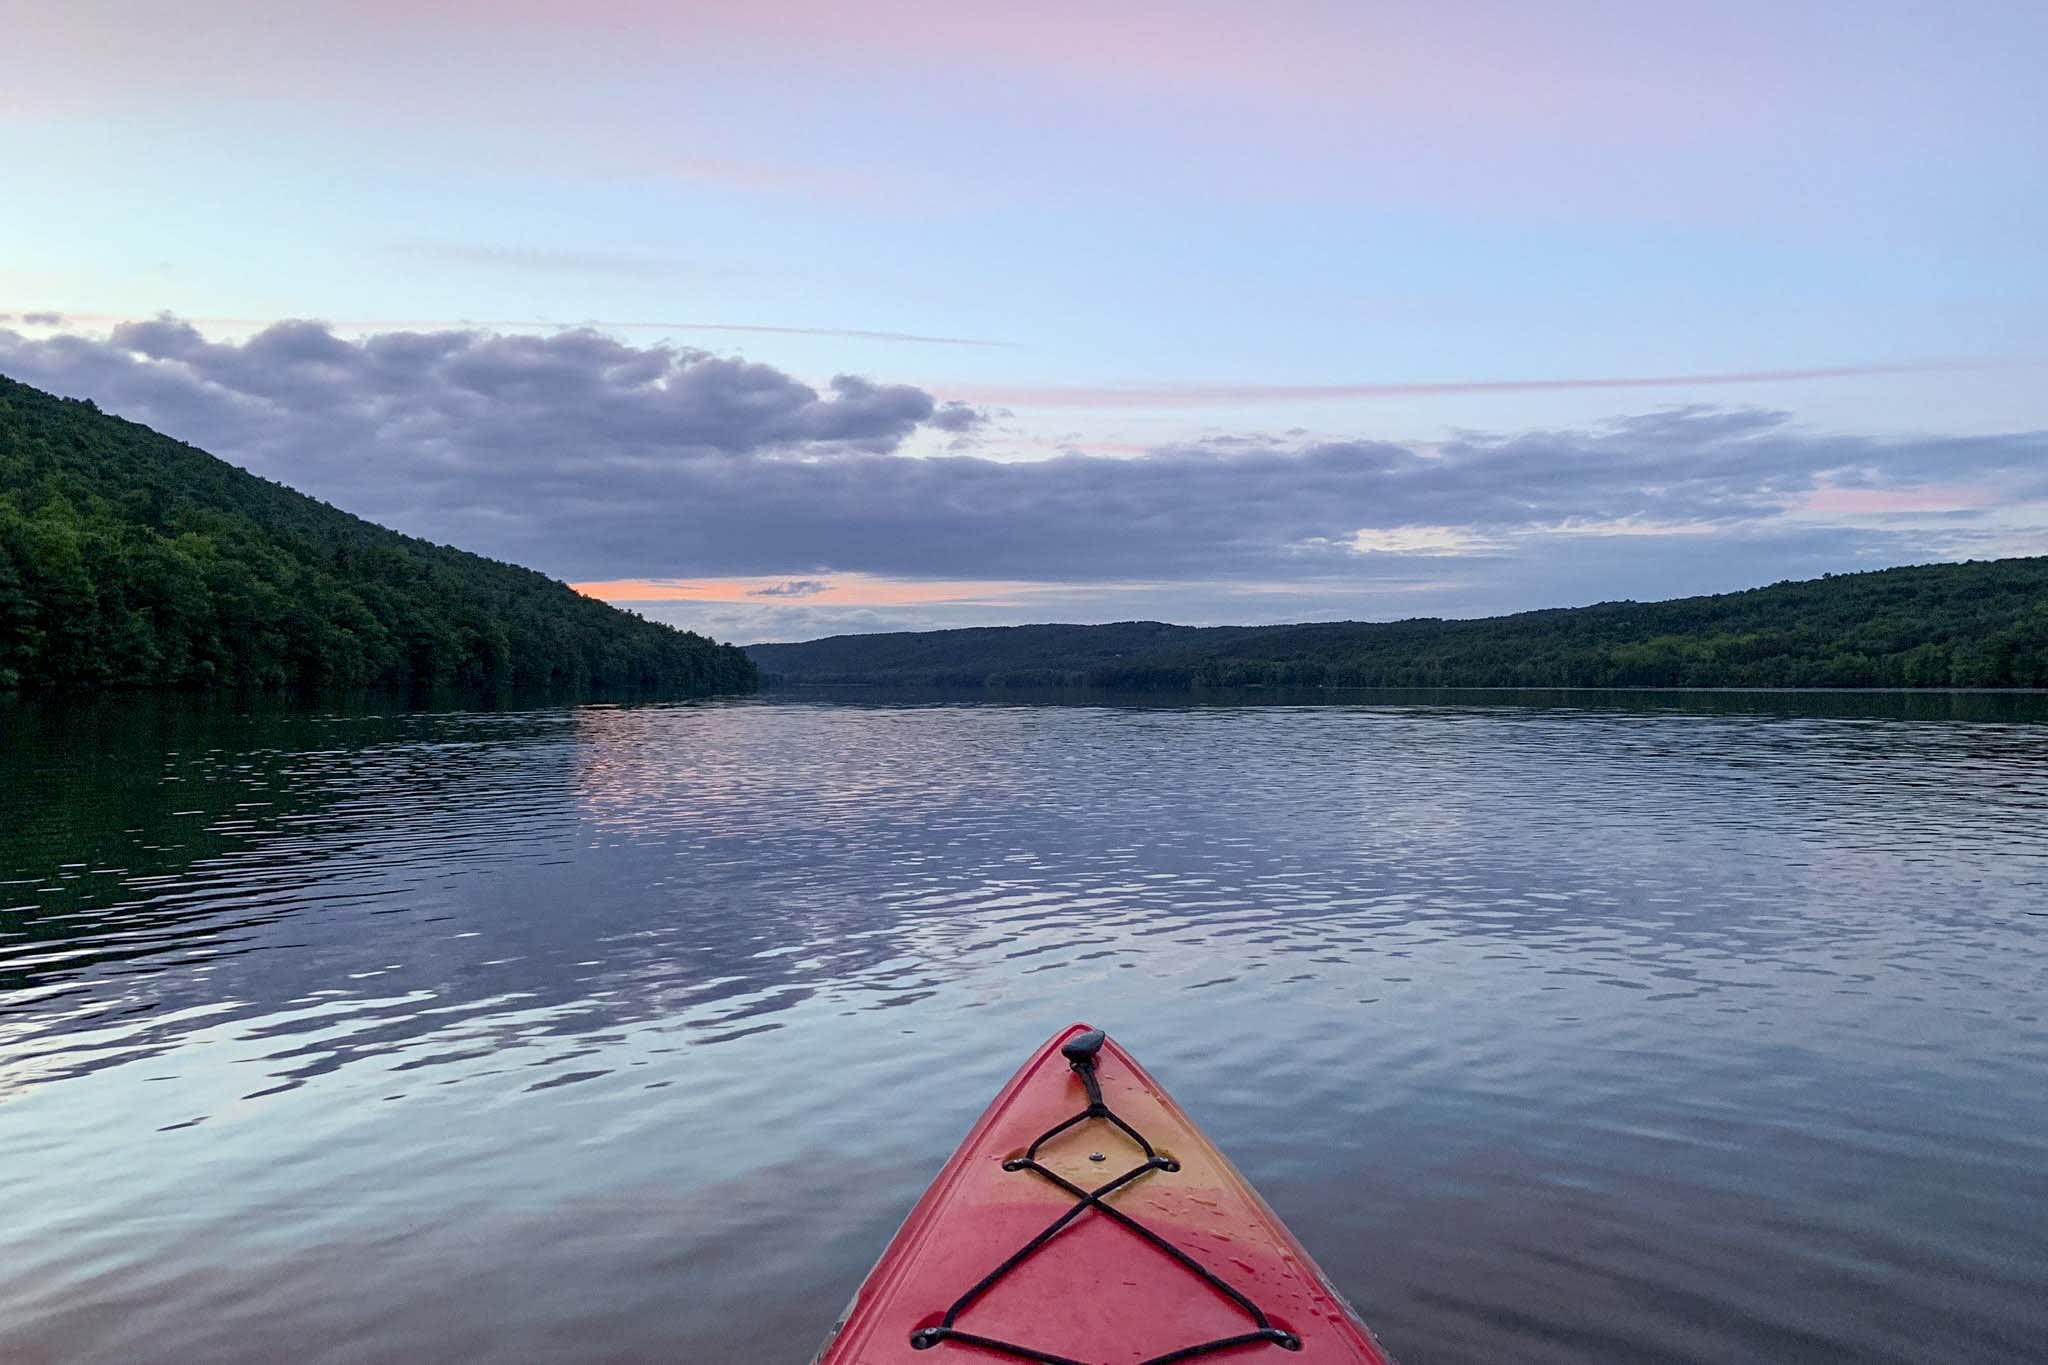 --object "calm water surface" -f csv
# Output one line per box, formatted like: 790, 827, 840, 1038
3, 690, 2046, 1364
